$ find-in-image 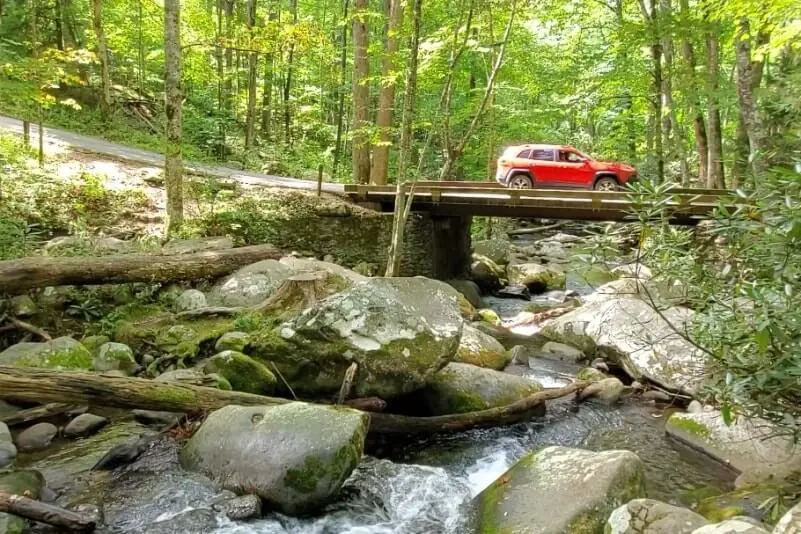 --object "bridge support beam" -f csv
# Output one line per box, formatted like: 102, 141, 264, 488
429, 215, 472, 280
